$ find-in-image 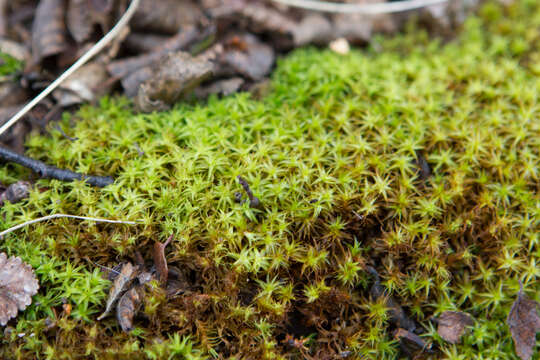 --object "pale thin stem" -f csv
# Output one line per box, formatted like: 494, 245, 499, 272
0, 214, 137, 238
0, 0, 141, 136
270, 0, 447, 14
